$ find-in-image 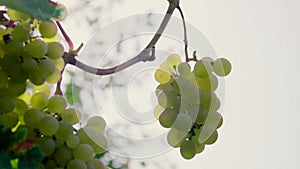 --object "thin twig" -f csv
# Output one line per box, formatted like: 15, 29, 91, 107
177, 6, 189, 62
65, 0, 178, 76
56, 21, 74, 51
